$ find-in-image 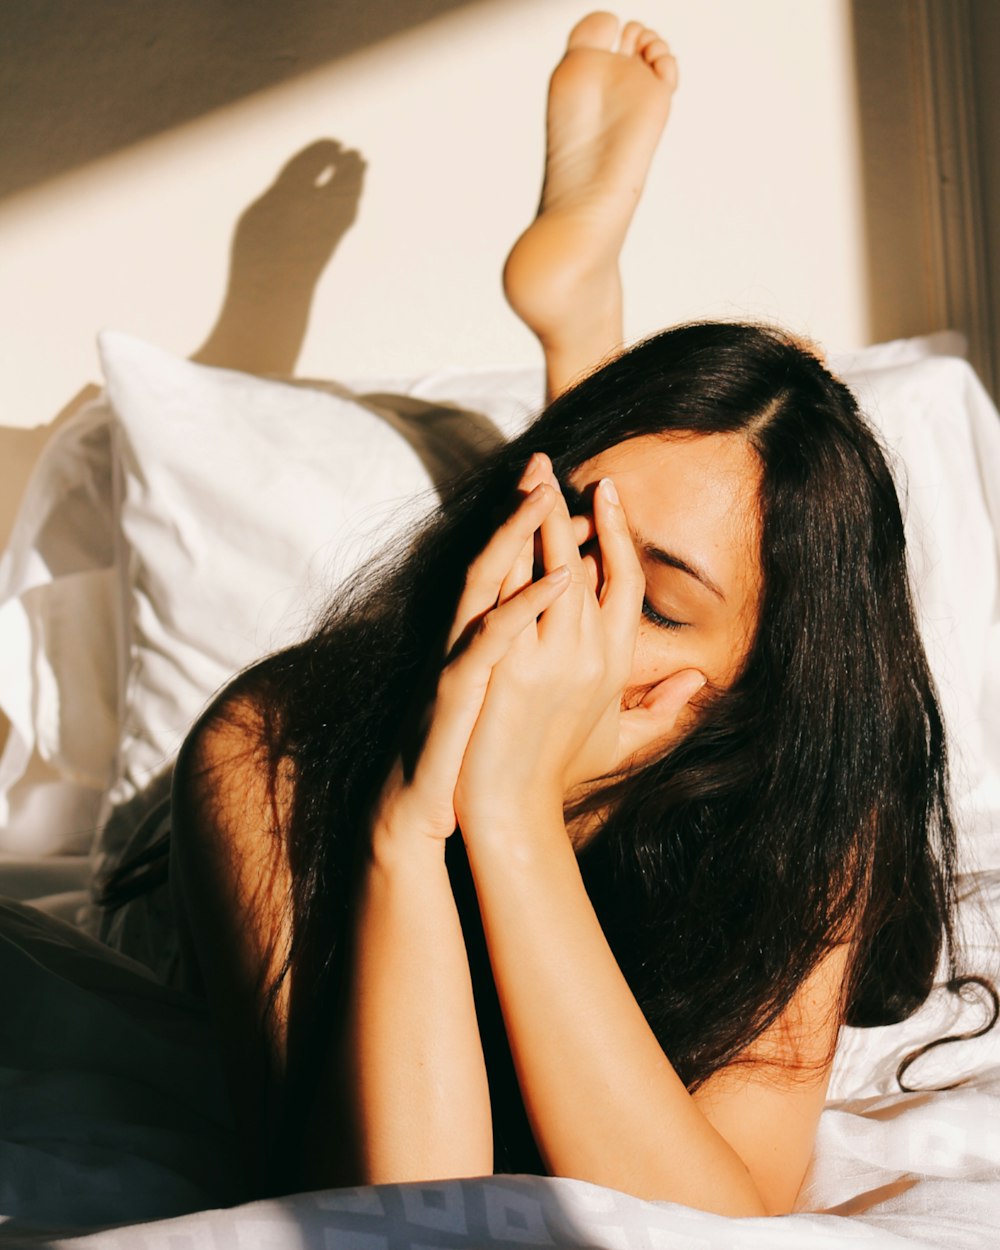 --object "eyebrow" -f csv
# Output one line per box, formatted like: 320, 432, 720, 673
639, 541, 727, 602
560, 478, 727, 602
